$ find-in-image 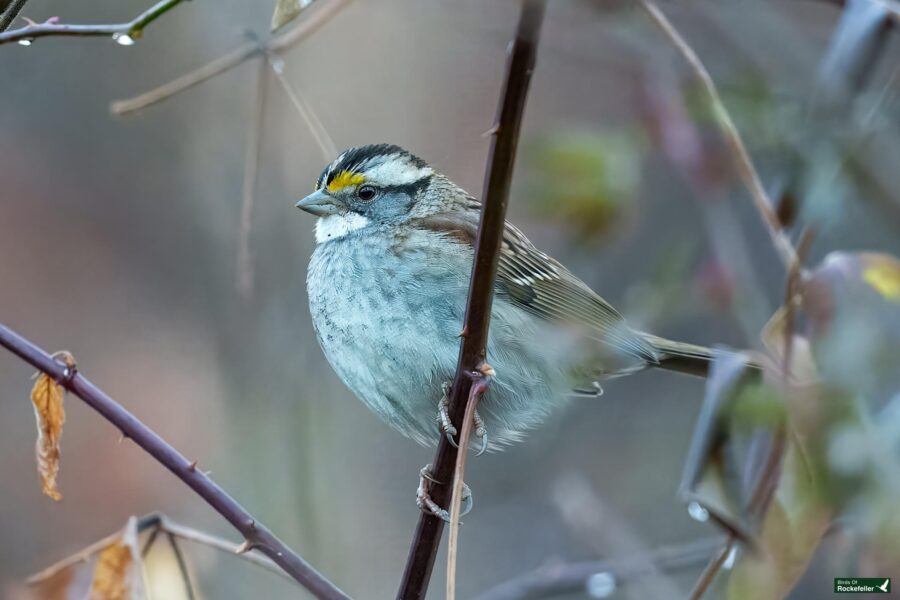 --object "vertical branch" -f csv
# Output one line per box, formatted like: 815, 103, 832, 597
446, 375, 490, 600
236, 57, 269, 301
396, 1, 547, 598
